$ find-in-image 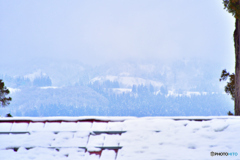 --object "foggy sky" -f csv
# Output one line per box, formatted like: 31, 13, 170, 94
0, 0, 235, 69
